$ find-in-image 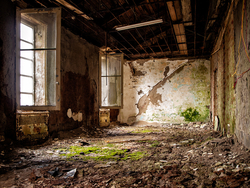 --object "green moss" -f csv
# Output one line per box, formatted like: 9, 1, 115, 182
181, 108, 200, 122
128, 151, 145, 160
106, 143, 115, 148
59, 145, 146, 161
196, 107, 210, 122
150, 141, 160, 147
69, 146, 100, 154
132, 129, 158, 134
